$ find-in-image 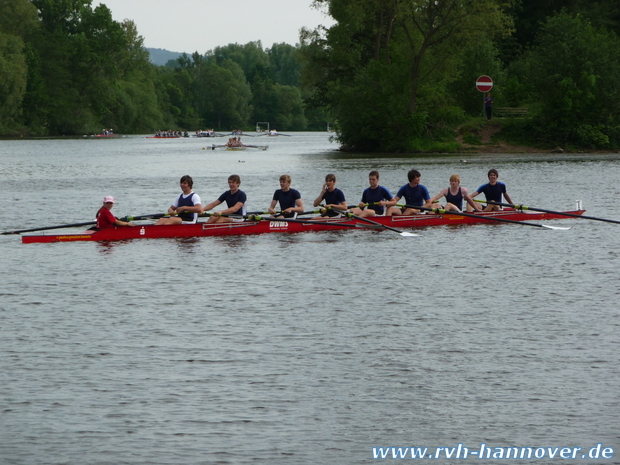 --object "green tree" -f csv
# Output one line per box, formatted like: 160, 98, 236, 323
449, 40, 505, 115
519, 13, 620, 148
211, 41, 270, 85
0, 33, 29, 131
267, 43, 301, 87
0, 0, 39, 36
302, 0, 513, 150
195, 60, 252, 128
16, 1, 166, 134
510, 0, 620, 50
0, 0, 39, 132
